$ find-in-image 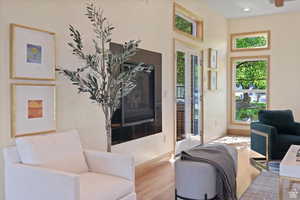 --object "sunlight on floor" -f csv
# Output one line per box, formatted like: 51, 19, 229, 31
211, 136, 250, 150
136, 135, 260, 199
